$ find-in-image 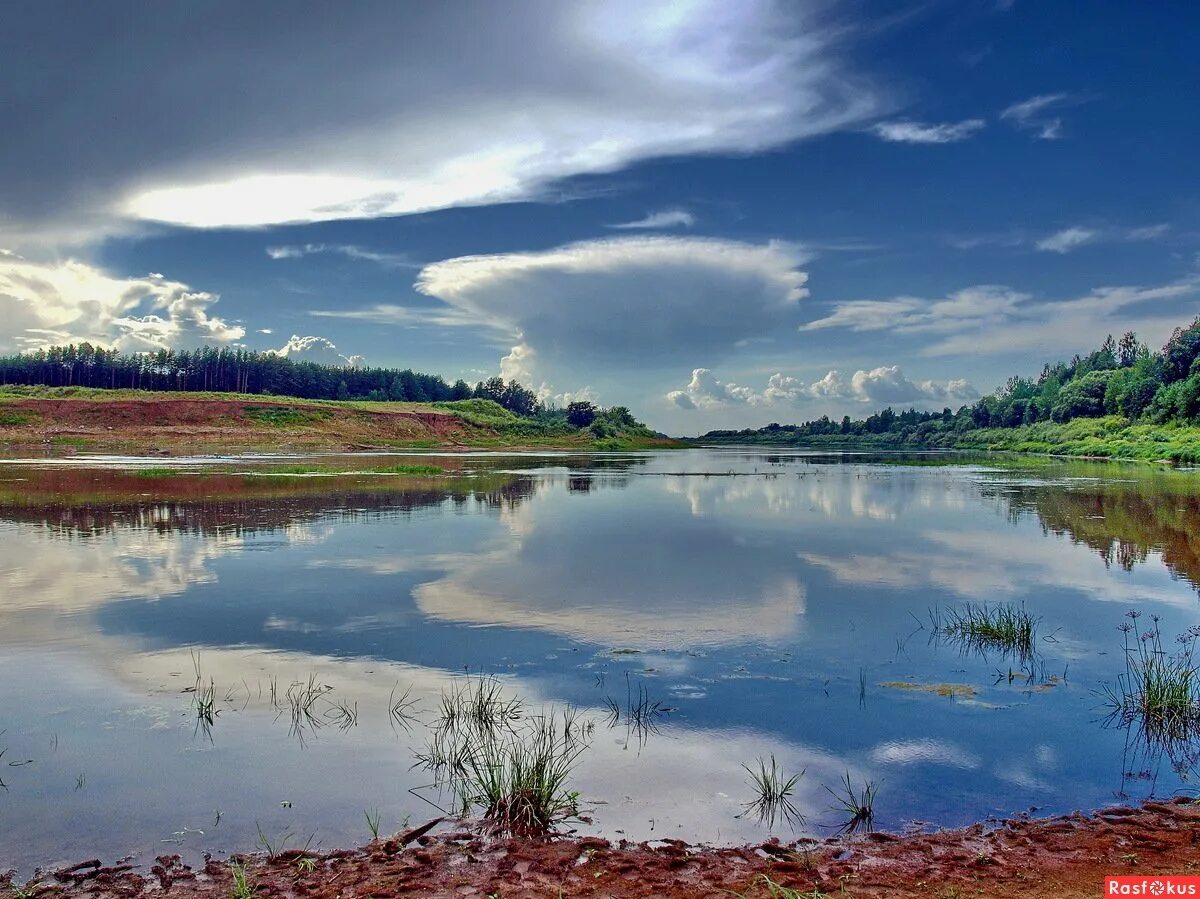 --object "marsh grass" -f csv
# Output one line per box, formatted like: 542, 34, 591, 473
368, 464, 444, 476
825, 772, 877, 835
742, 754, 805, 828
1102, 613, 1200, 764
933, 602, 1039, 662
283, 674, 335, 744
414, 677, 590, 836
364, 808, 381, 840
602, 673, 670, 749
